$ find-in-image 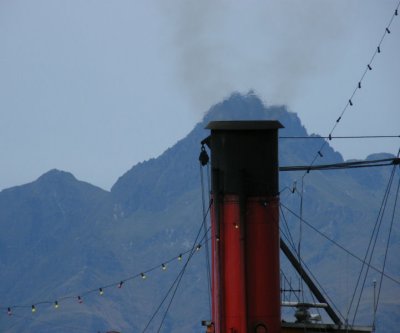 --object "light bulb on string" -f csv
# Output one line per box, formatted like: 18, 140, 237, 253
7, 307, 12, 316
99, 288, 104, 296
141, 273, 147, 279
161, 263, 167, 271
196, 244, 202, 251
31, 305, 36, 313
54, 301, 59, 309
234, 223, 239, 229
118, 281, 124, 288
77, 296, 83, 304
178, 254, 183, 261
